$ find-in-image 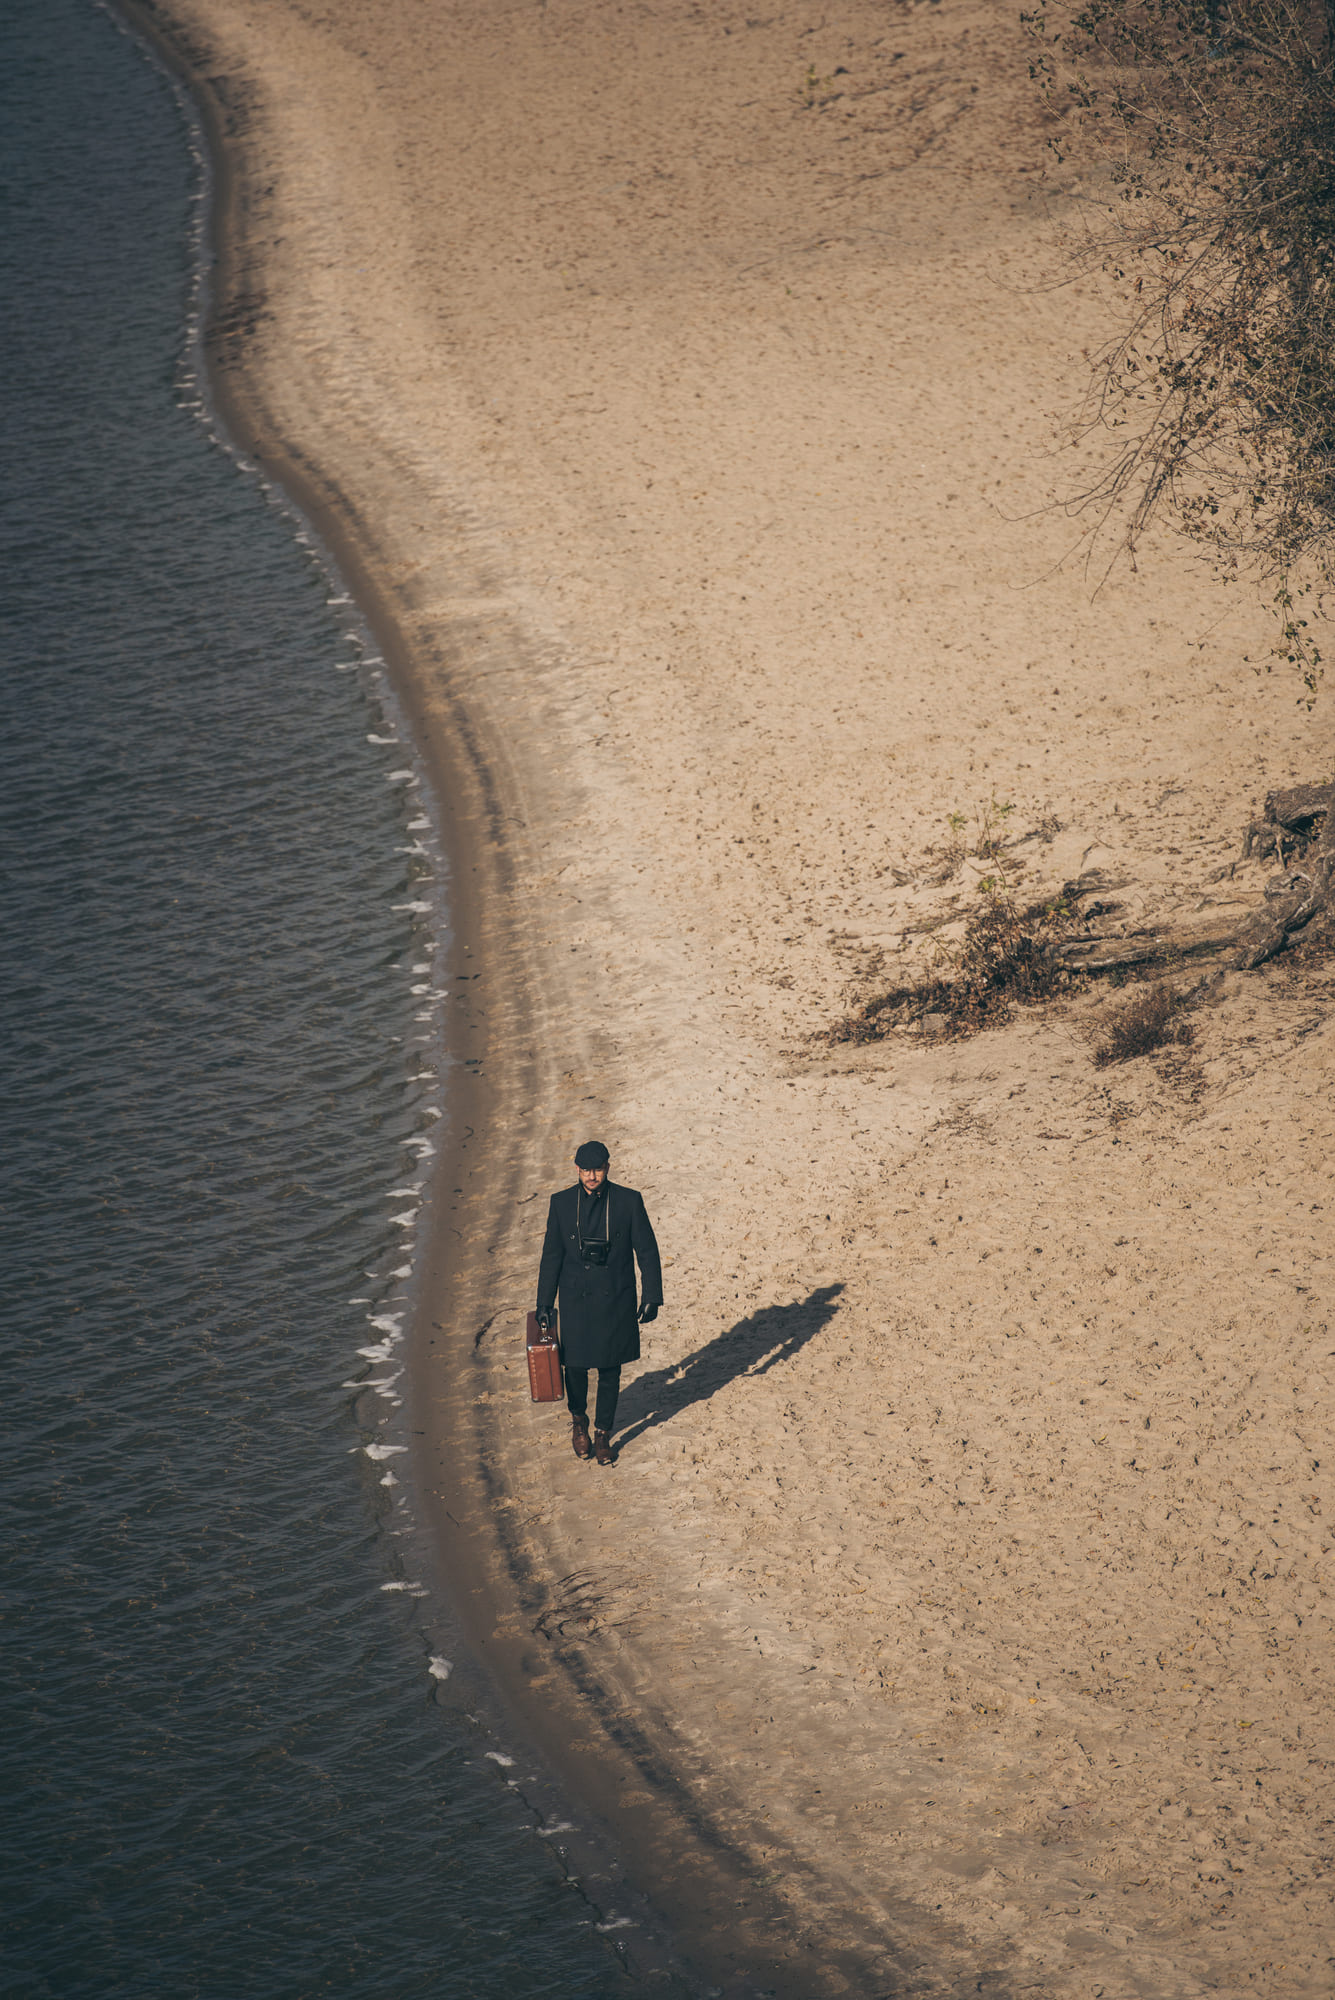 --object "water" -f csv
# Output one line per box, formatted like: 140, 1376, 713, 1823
0, 4, 633, 1992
